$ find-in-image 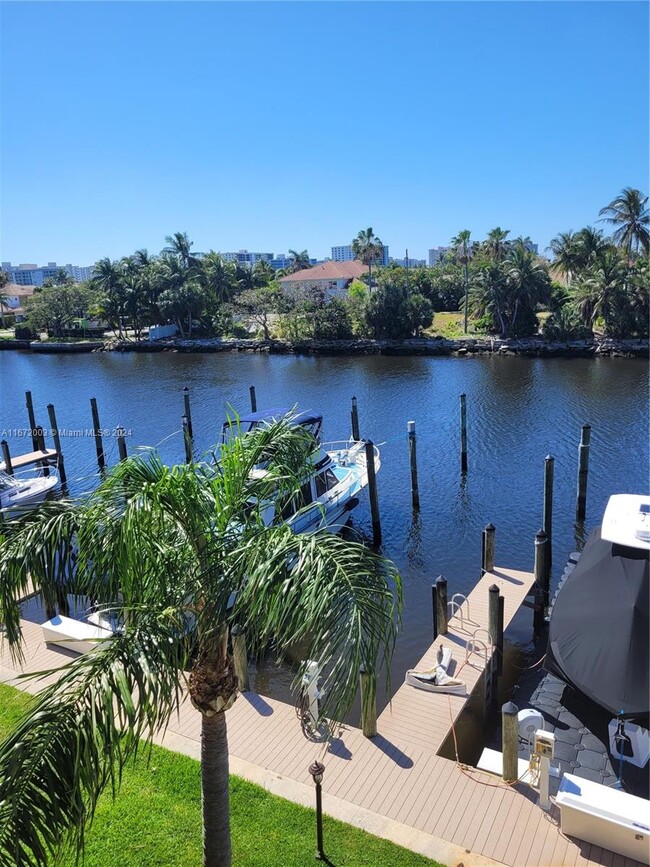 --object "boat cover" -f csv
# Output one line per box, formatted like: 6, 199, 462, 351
224, 409, 322, 428
545, 526, 649, 720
